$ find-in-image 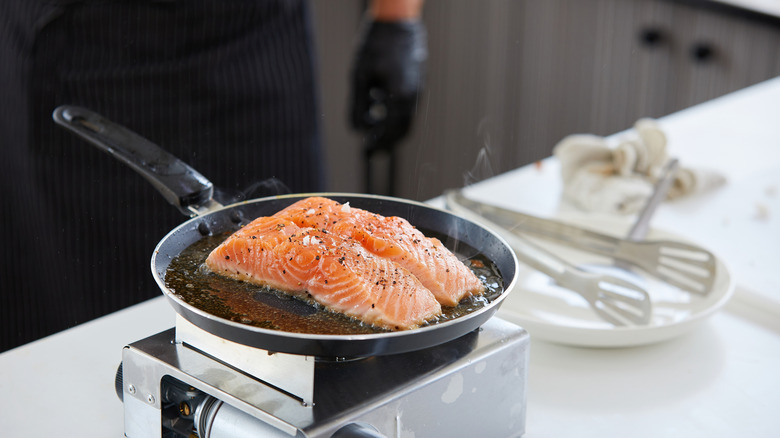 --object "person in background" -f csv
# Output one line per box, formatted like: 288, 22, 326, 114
351, 0, 427, 195
0, 0, 426, 352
